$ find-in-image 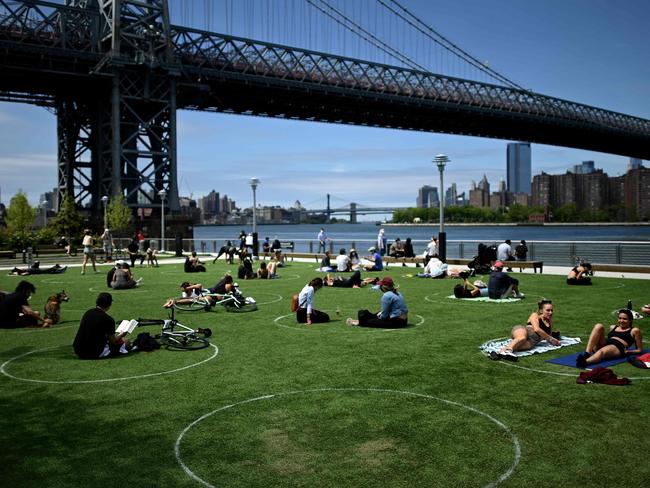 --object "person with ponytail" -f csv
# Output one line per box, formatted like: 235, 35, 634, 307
296, 277, 329, 325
